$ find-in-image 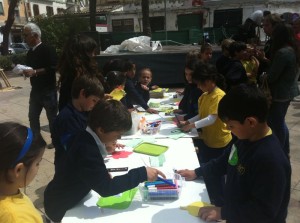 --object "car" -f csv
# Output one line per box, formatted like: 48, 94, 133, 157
10, 43, 29, 54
